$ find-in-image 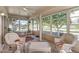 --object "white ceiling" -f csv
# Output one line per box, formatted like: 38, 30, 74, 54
0, 6, 75, 18
7, 6, 42, 16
